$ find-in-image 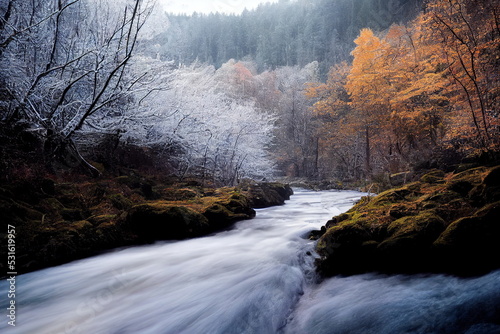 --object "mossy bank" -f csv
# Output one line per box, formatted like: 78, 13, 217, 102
313, 165, 500, 277
0, 175, 292, 276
